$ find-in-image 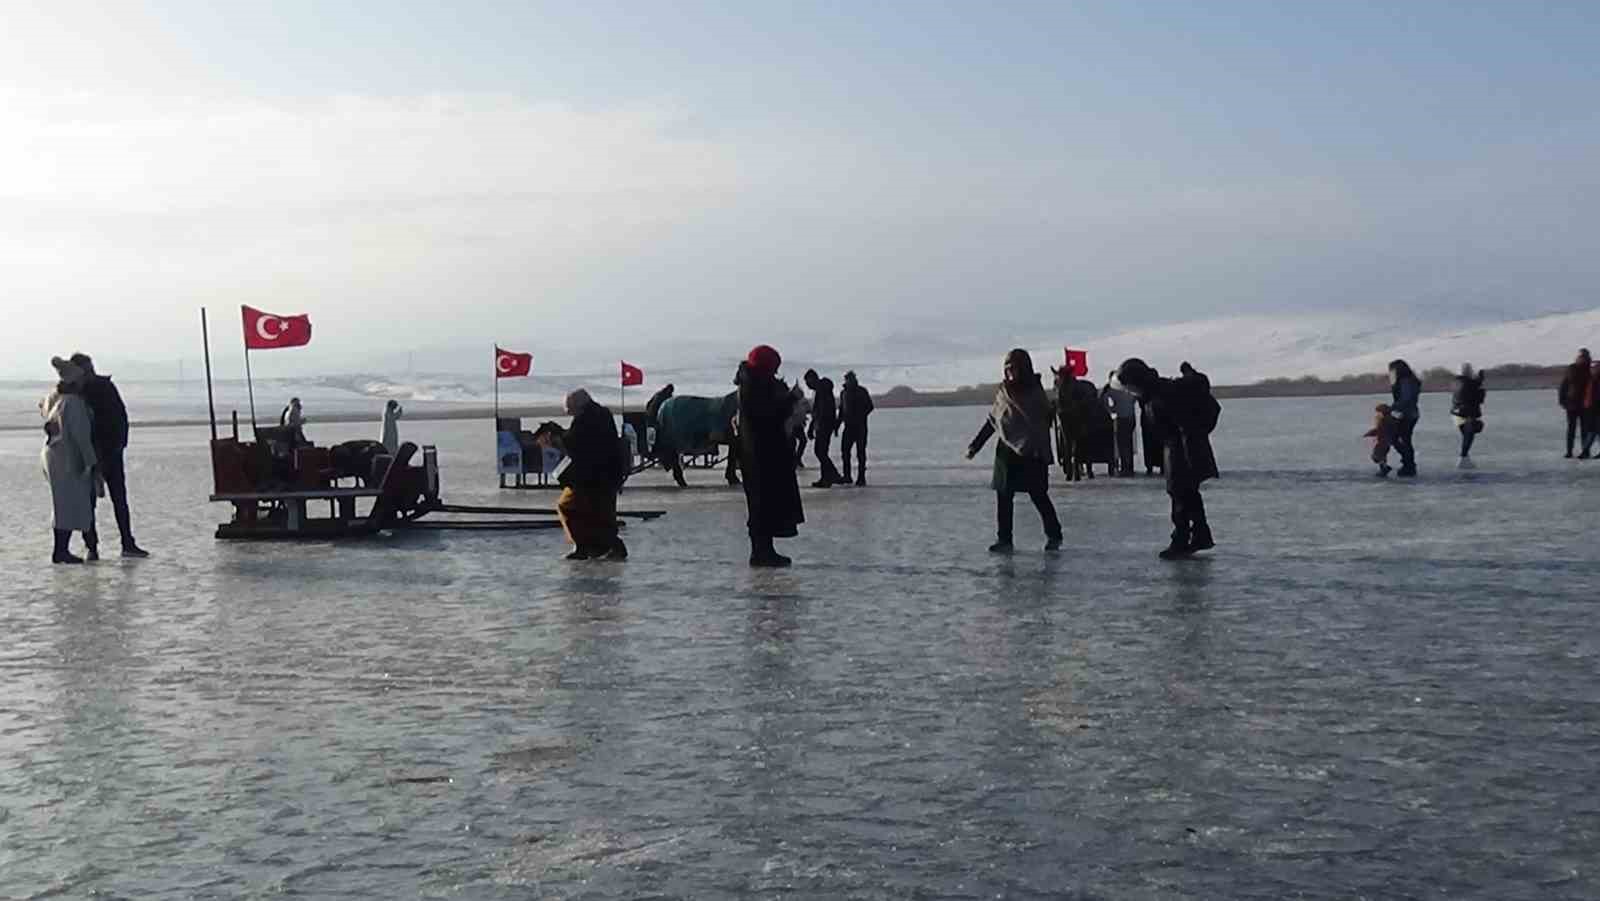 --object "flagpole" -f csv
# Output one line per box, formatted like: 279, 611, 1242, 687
492, 345, 499, 424
201, 307, 217, 442
244, 344, 257, 429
